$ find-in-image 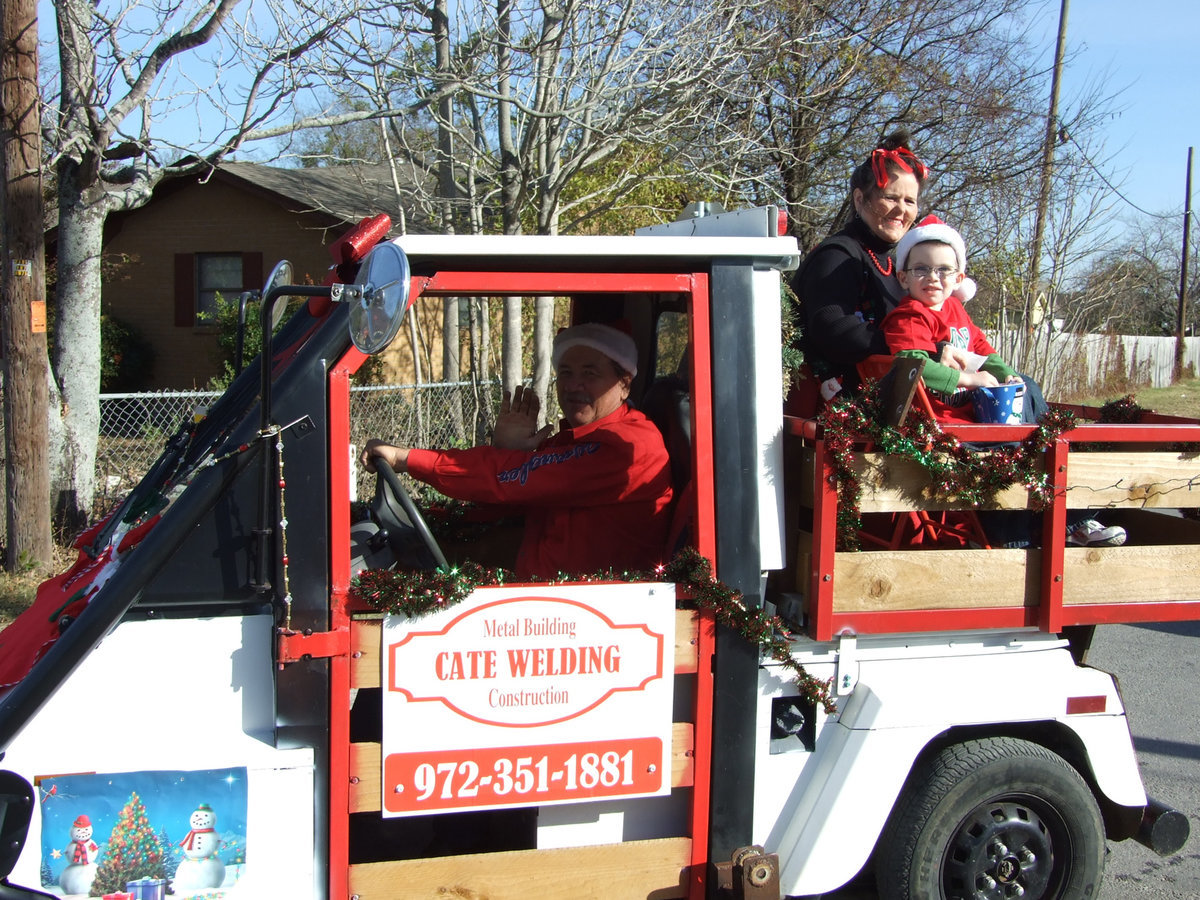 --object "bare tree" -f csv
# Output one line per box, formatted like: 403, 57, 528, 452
42, 0, 383, 527
282, 0, 777, 406
430, 0, 779, 397
720, 0, 1057, 250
